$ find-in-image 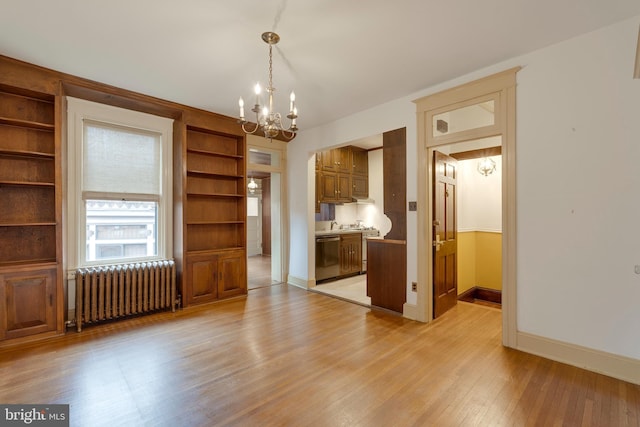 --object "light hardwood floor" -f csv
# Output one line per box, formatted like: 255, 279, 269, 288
0, 285, 638, 426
